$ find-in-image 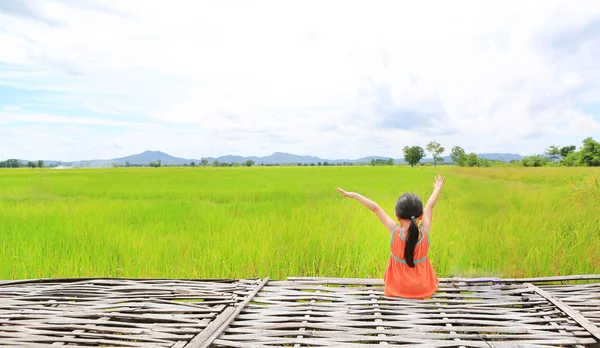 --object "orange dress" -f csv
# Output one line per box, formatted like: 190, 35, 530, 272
383, 224, 439, 299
